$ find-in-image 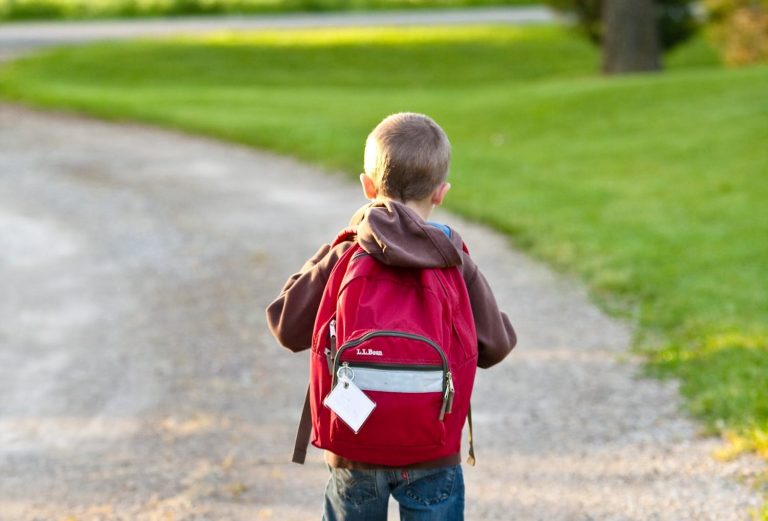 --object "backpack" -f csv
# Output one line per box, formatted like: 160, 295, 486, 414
292, 227, 478, 466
